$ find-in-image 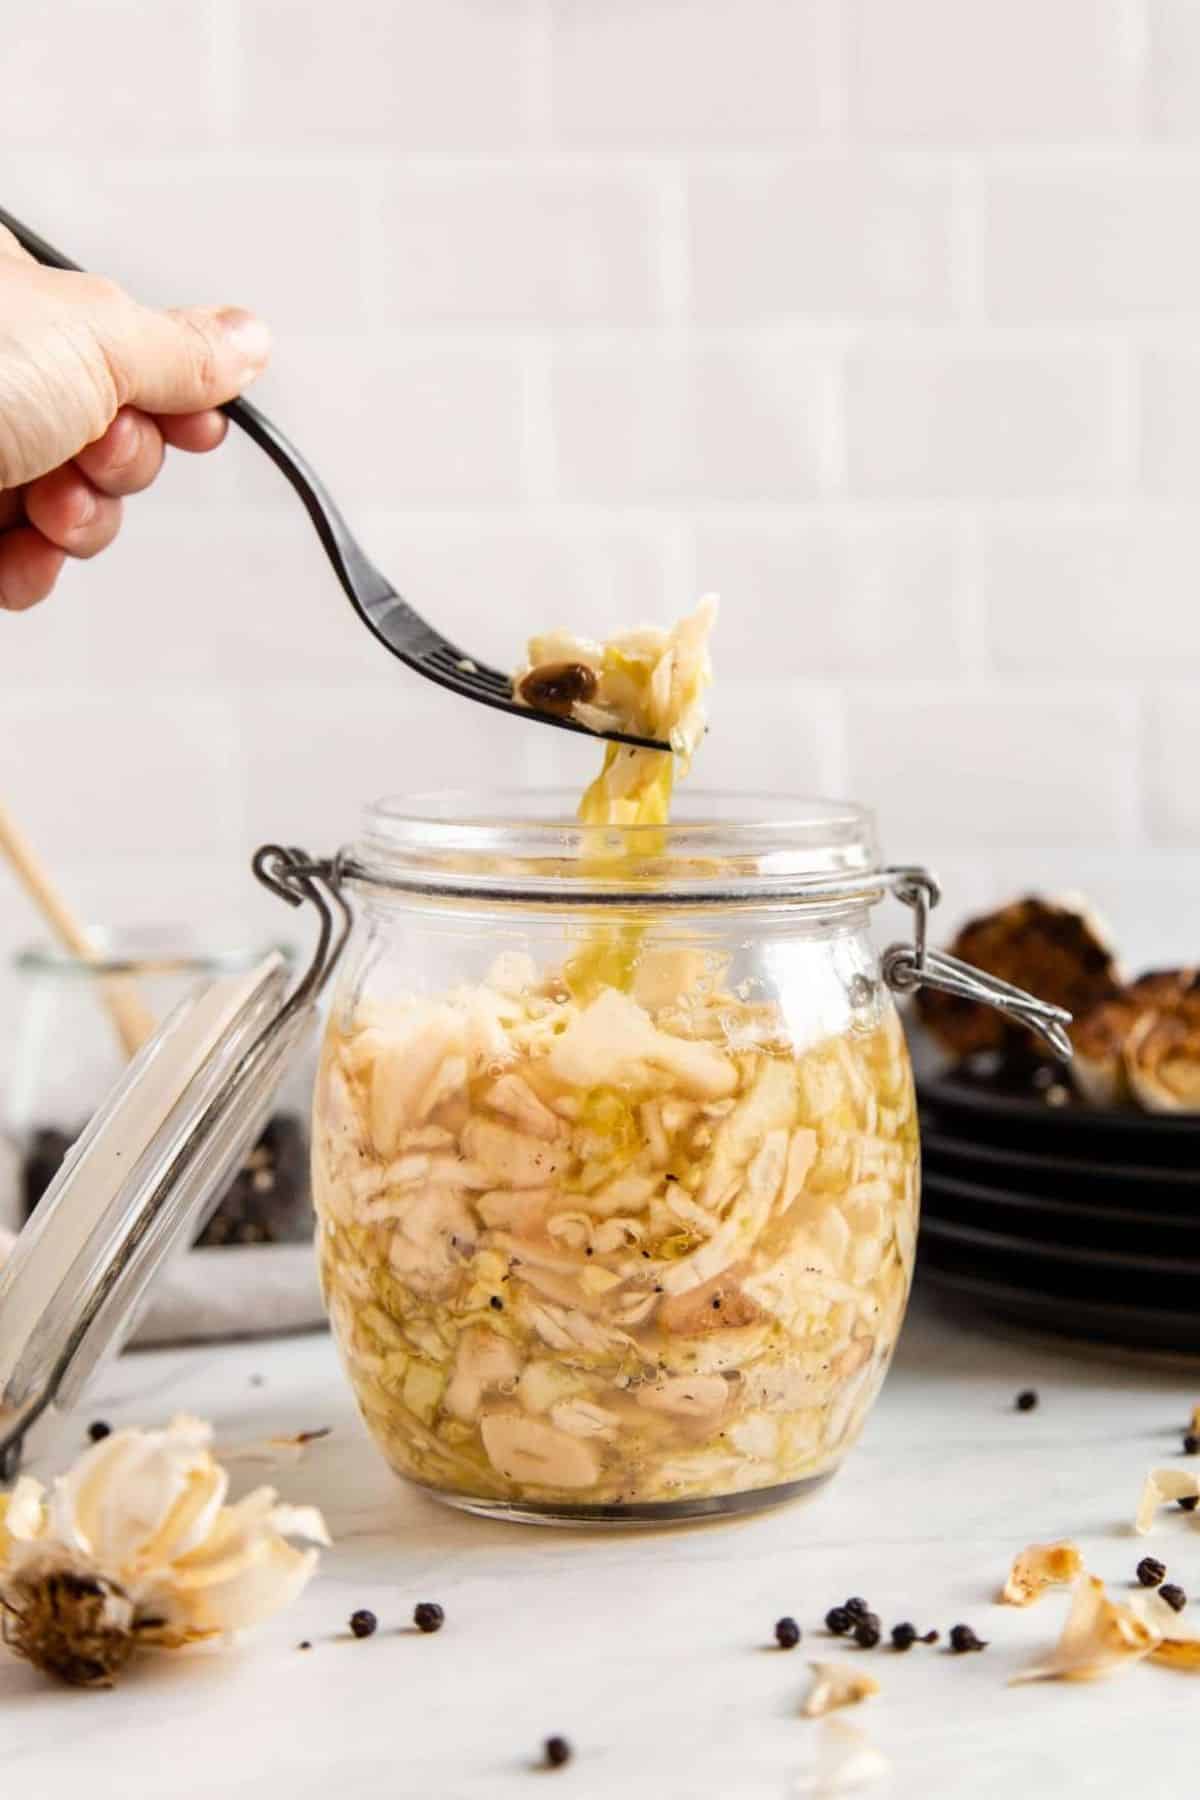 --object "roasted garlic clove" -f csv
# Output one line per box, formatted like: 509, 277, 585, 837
915, 895, 1119, 1060
1126, 995, 1200, 1113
